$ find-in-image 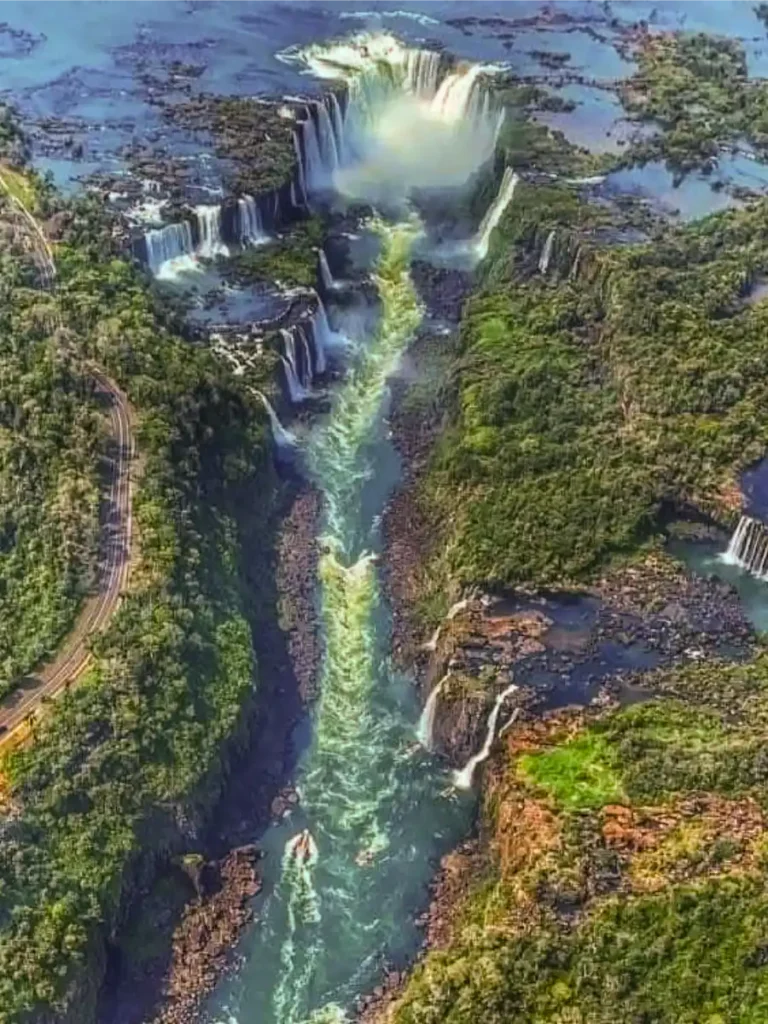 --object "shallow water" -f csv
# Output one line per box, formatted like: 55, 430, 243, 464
669, 538, 768, 635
